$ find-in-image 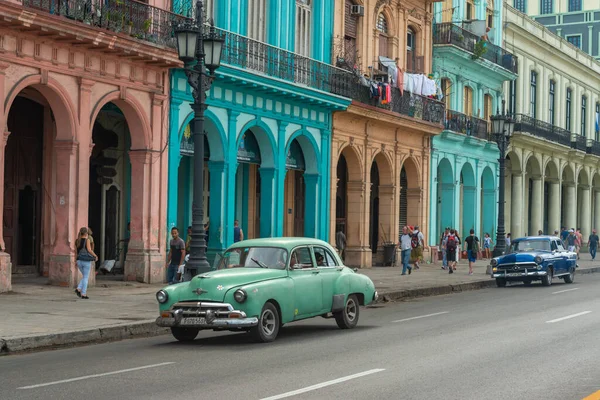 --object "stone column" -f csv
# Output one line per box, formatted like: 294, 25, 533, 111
345, 180, 370, 268
548, 181, 561, 233
224, 111, 239, 247
303, 173, 320, 238
48, 140, 78, 287
207, 160, 226, 259
0, 130, 11, 292
594, 190, 600, 232
580, 185, 591, 241
511, 173, 523, 238
564, 183, 577, 229
530, 176, 543, 234
259, 167, 277, 238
